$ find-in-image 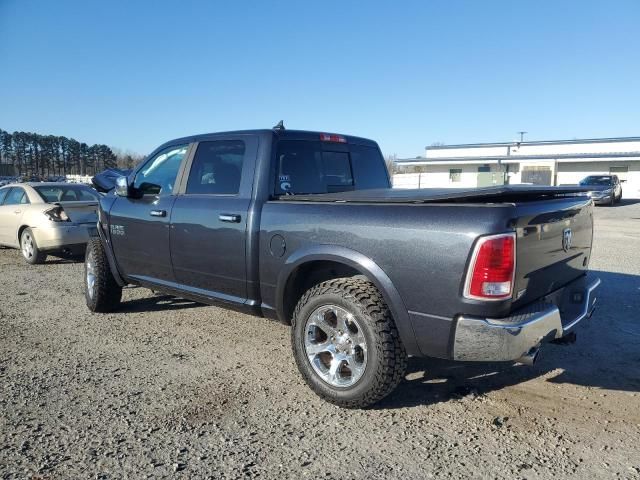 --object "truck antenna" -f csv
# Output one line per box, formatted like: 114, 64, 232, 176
273, 120, 285, 130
